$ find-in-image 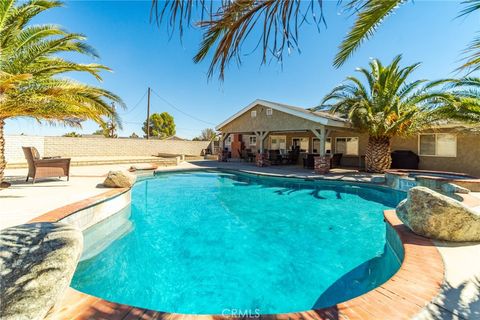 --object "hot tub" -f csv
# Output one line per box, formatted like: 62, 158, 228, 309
385, 169, 480, 192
